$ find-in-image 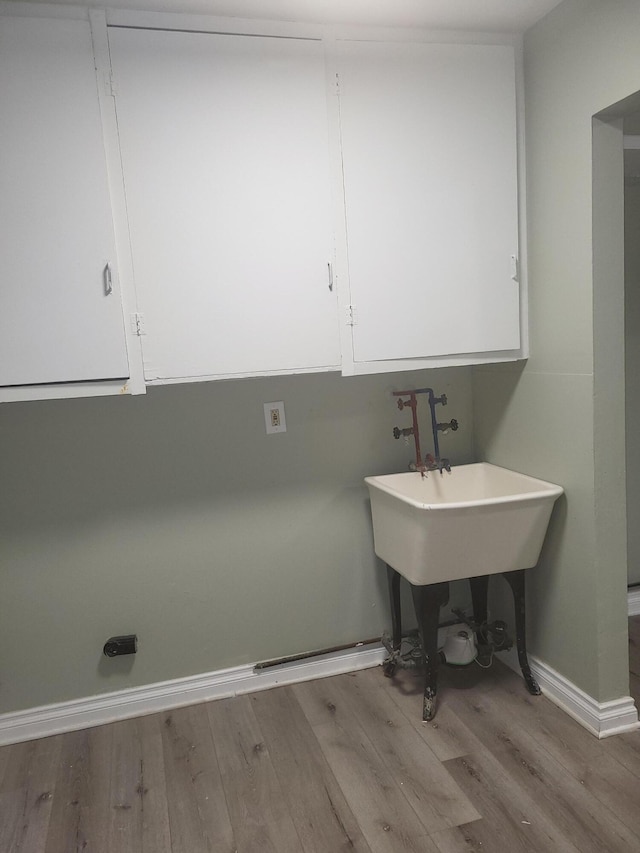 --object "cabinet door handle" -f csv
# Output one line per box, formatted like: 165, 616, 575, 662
104, 262, 113, 296
327, 262, 334, 292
